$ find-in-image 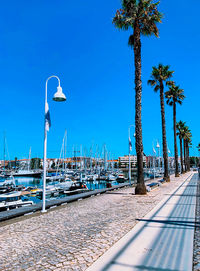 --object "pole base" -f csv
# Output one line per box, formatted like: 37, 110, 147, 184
41, 209, 47, 213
